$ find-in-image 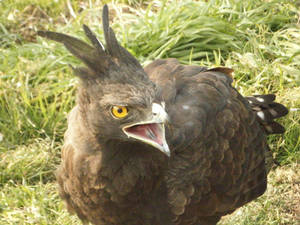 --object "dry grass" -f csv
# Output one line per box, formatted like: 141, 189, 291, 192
220, 163, 300, 225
